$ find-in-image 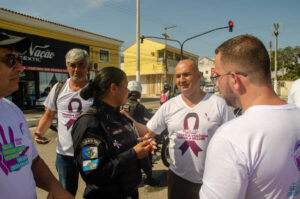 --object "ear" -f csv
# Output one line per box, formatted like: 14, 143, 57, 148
110, 83, 118, 95
230, 72, 241, 91
199, 71, 203, 79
